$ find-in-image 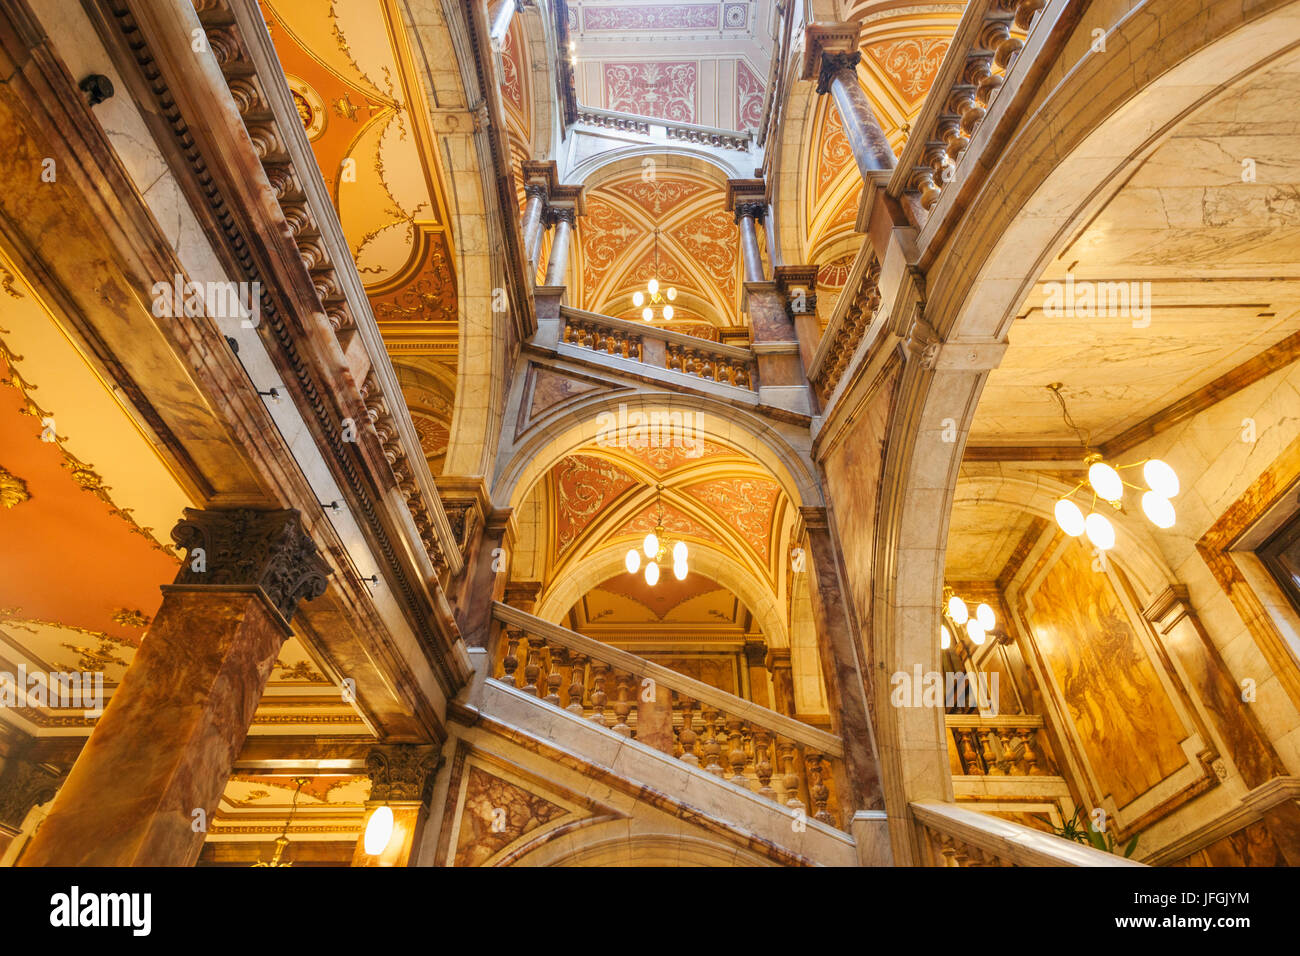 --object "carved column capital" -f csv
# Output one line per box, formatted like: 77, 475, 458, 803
733, 201, 767, 225
0, 760, 64, 833
523, 183, 549, 203
816, 50, 862, 95
169, 508, 331, 626
365, 745, 441, 804
545, 205, 577, 228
